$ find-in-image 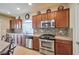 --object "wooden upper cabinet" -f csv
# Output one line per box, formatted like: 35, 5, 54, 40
10, 19, 22, 29
47, 13, 51, 20
32, 16, 37, 28
55, 8, 69, 28
10, 20, 15, 29
47, 12, 56, 20
10, 20, 12, 29
32, 8, 69, 28
16, 19, 22, 29
32, 15, 41, 28
15, 19, 22, 29
36, 15, 41, 28
41, 12, 55, 21
41, 13, 47, 21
